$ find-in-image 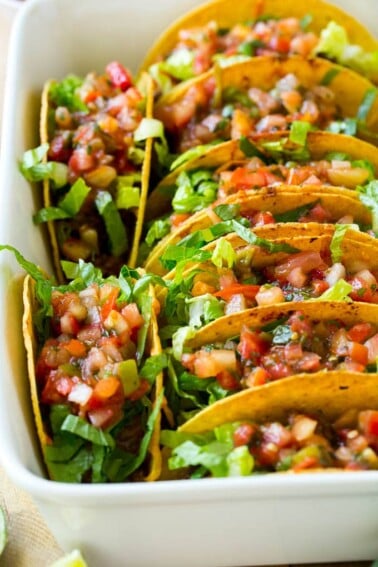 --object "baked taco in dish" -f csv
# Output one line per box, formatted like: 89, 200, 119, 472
161, 372, 378, 477
145, 132, 378, 221
17, 250, 165, 483
20, 62, 154, 282
154, 56, 378, 154
157, 228, 378, 337
140, 0, 378, 91
165, 301, 378, 427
